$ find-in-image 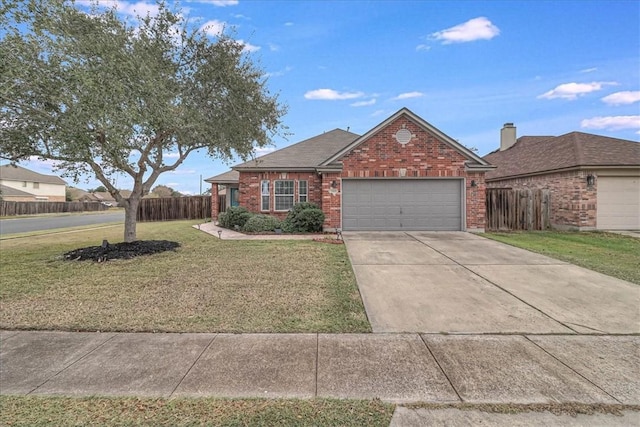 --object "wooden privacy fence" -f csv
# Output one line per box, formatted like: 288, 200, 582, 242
0, 201, 107, 216
137, 196, 211, 222
486, 188, 550, 231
